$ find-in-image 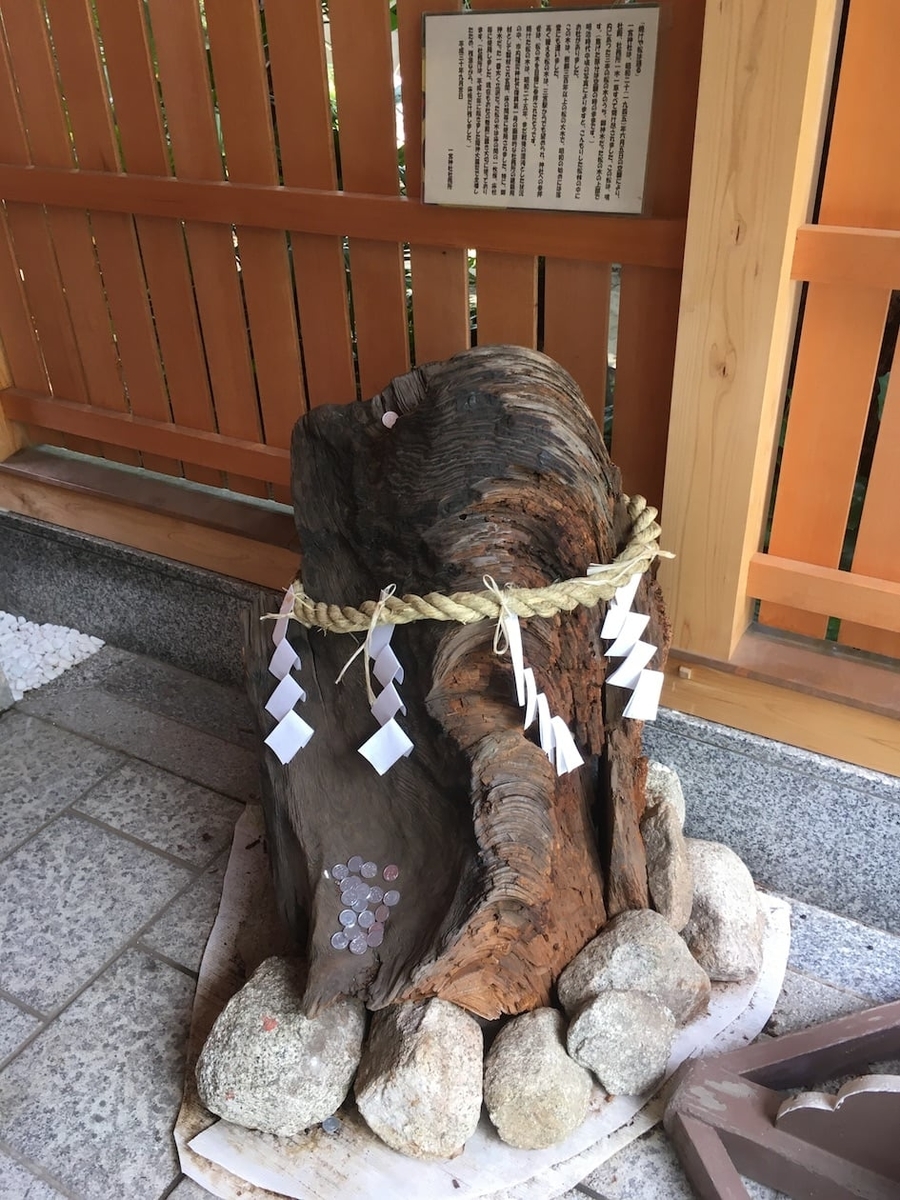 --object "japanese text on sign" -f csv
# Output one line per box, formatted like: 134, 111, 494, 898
423, 7, 658, 214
